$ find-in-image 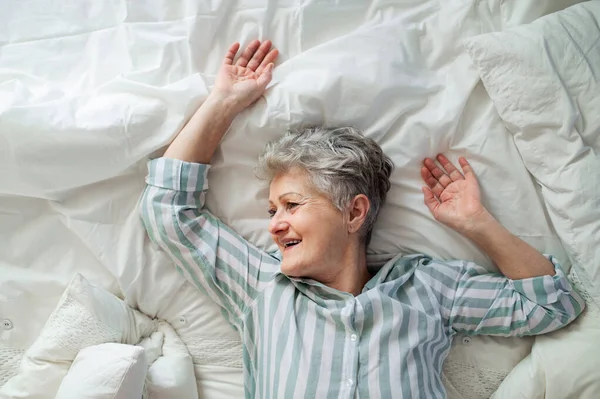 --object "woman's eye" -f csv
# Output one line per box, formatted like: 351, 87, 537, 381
286, 202, 300, 211
268, 209, 276, 218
